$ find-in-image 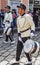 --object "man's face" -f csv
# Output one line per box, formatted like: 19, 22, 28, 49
18, 7, 22, 15
5, 8, 10, 13
18, 7, 25, 15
